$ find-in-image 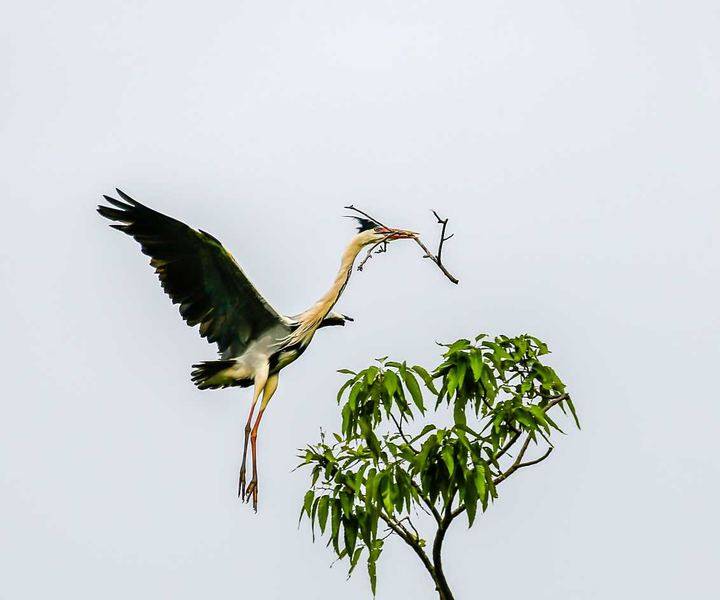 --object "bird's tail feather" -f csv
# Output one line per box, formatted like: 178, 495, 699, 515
191, 360, 253, 390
